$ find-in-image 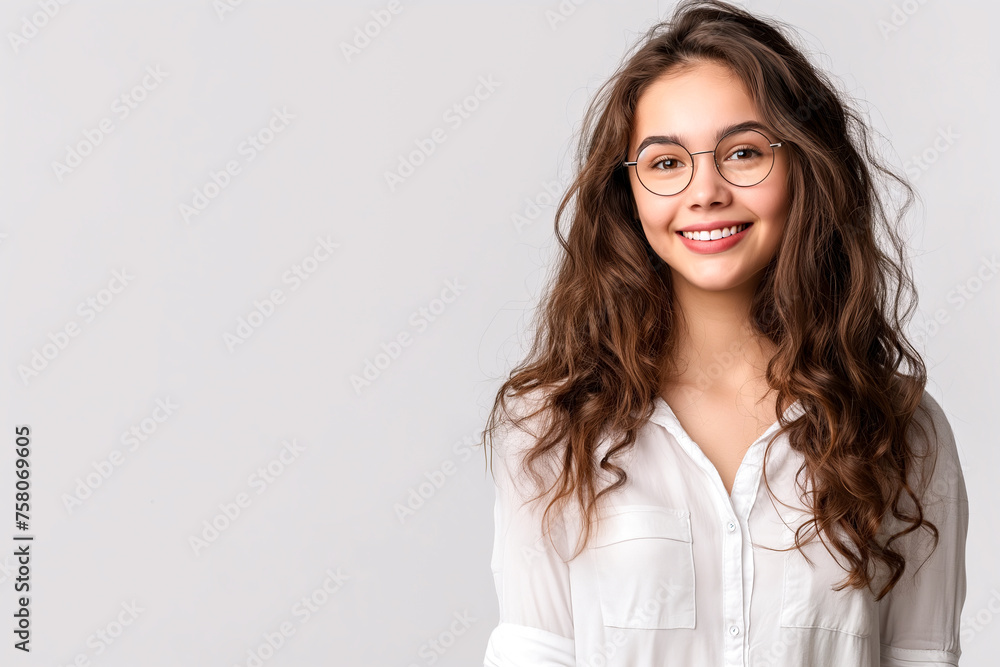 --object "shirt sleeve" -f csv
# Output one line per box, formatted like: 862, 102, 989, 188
878, 391, 969, 666
483, 401, 576, 667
